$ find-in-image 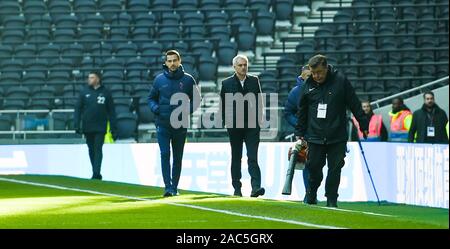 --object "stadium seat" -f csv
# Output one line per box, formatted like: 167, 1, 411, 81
28, 30, 51, 43
191, 42, 214, 58
15, 44, 37, 58
209, 26, 231, 41
5, 86, 30, 99
23, 1, 48, 21
127, 0, 150, 17
53, 29, 76, 42
137, 97, 155, 124
0, 45, 13, 58
2, 99, 26, 110
99, 0, 122, 22
0, 2, 21, 21
176, 0, 199, 10
249, 0, 271, 10
255, 10, 275, 36
0, 116, 12, 131
230, 11, 253, 35
236, 26, 256, 51
274, 0, 293, 21
2, 16, 26, 29
48, 0, 72, 19
115, 43, 138, 57
54, 15, 78, 31
197, 56, 218, 81
200, 0, 222, 10
277, 56, 297, 76
217, 41, 238, 66
61, 43, 84, 63
114, 98, 132, 114
23, 72, 47, 88
116, 112, 138, 140
1, 30, 25, 45
0, 59, 23, 71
